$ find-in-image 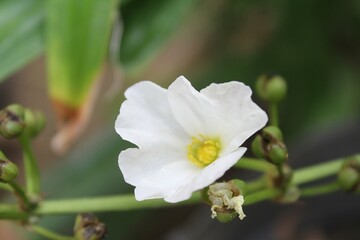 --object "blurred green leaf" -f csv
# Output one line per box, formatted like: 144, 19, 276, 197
0, 0, 44, 83
47, 0, 118, 107
120, 0, 194, 74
